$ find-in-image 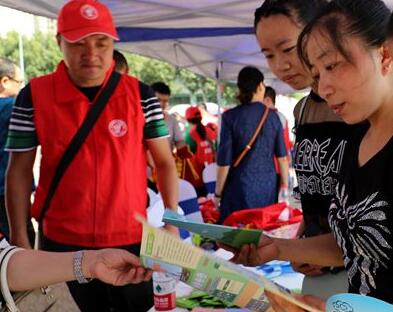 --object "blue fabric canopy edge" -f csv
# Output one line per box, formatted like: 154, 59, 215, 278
117, 27, 254, 42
